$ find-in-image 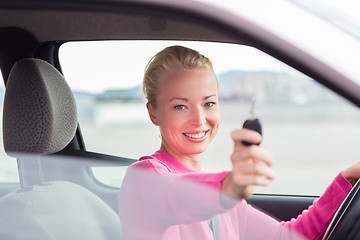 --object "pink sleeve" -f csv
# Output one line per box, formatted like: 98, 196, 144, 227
282, 172, 352, 239
237, 201, 308, 239
166, 170, 233, 223
118, 159, 232, 228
